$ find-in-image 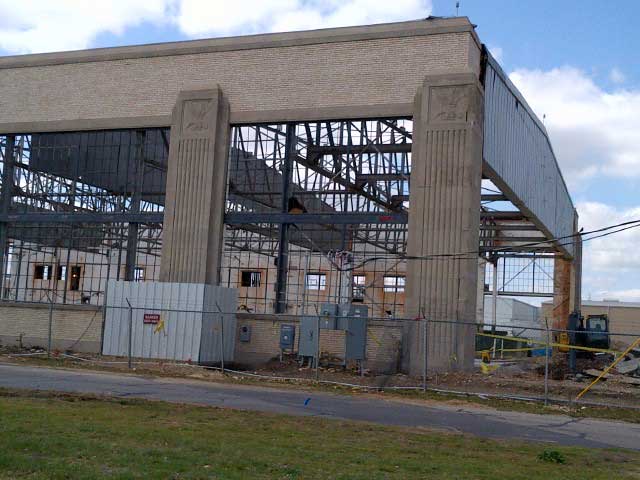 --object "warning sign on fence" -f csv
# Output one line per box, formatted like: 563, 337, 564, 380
143, 313, 161, 324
